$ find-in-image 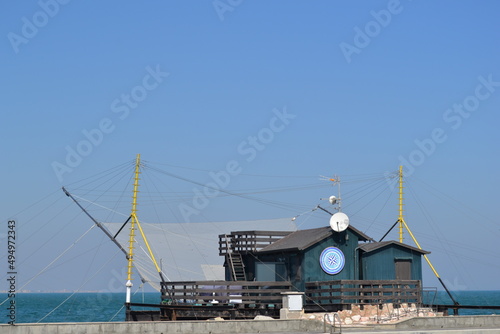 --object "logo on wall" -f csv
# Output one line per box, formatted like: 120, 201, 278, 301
319, 247, 345, 275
